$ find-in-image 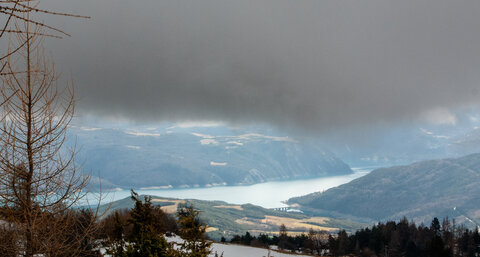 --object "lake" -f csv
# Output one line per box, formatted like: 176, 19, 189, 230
96, 168, 371, 208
